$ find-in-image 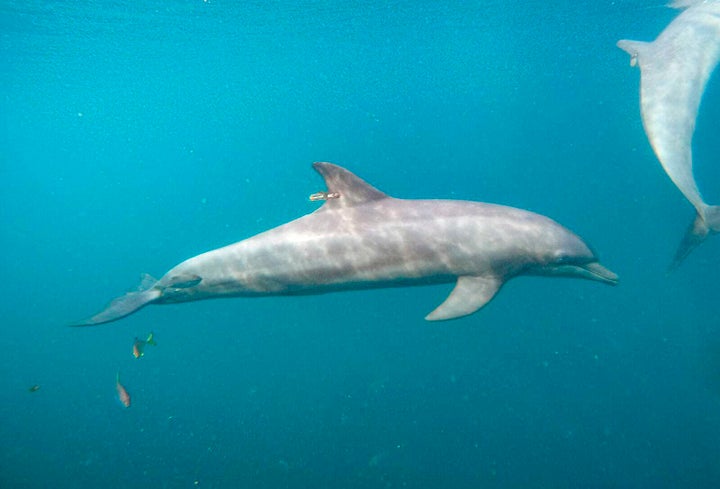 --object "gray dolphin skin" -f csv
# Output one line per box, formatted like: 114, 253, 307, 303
617, 0, 720, 267
72, 162, 617, 326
